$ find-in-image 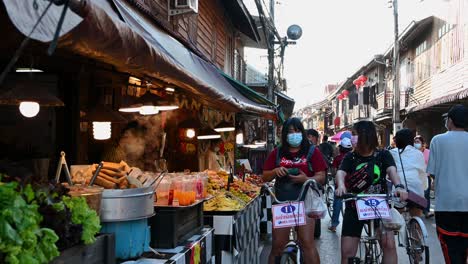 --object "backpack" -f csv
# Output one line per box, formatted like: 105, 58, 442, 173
275, 145, 316, 173
345, 150, 385, 194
